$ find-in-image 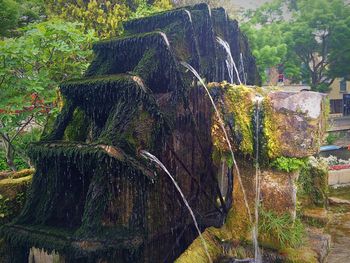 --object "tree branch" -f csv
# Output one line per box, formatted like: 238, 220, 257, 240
10, 114, 34, 143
